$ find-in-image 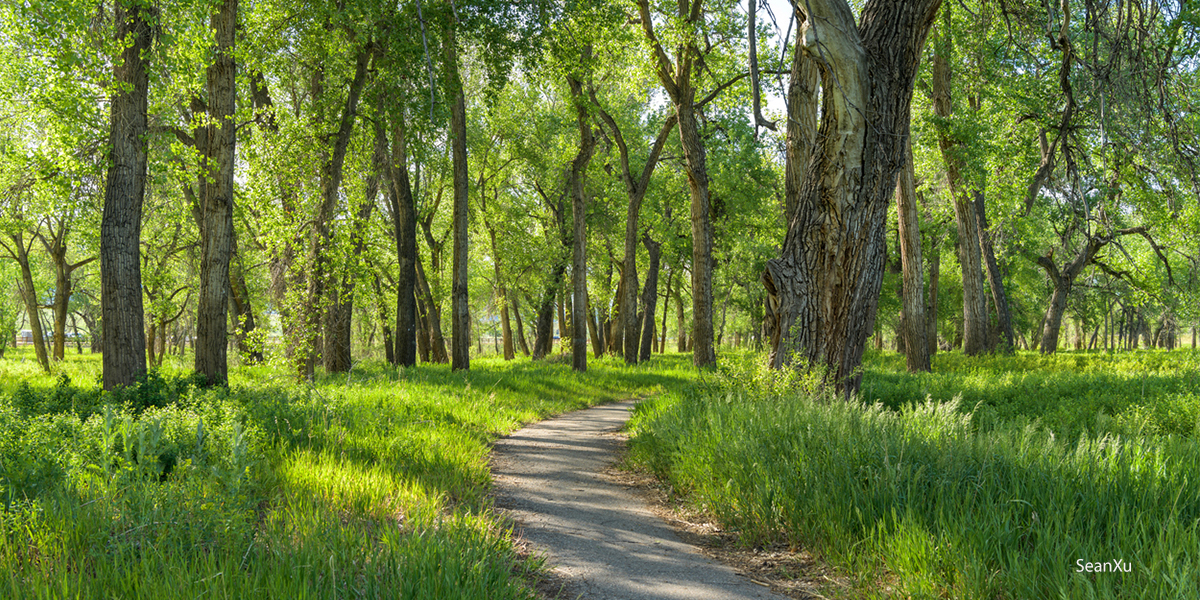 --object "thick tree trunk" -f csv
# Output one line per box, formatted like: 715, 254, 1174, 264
194, 0, 237, 386
762, 0, 942, 396
444, 28, 470, 371
930, 8, 988, 356
387, 119, 418, 367
638, 235, 661, 362
896, 142, 930, 372
101, 0, 152, 390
